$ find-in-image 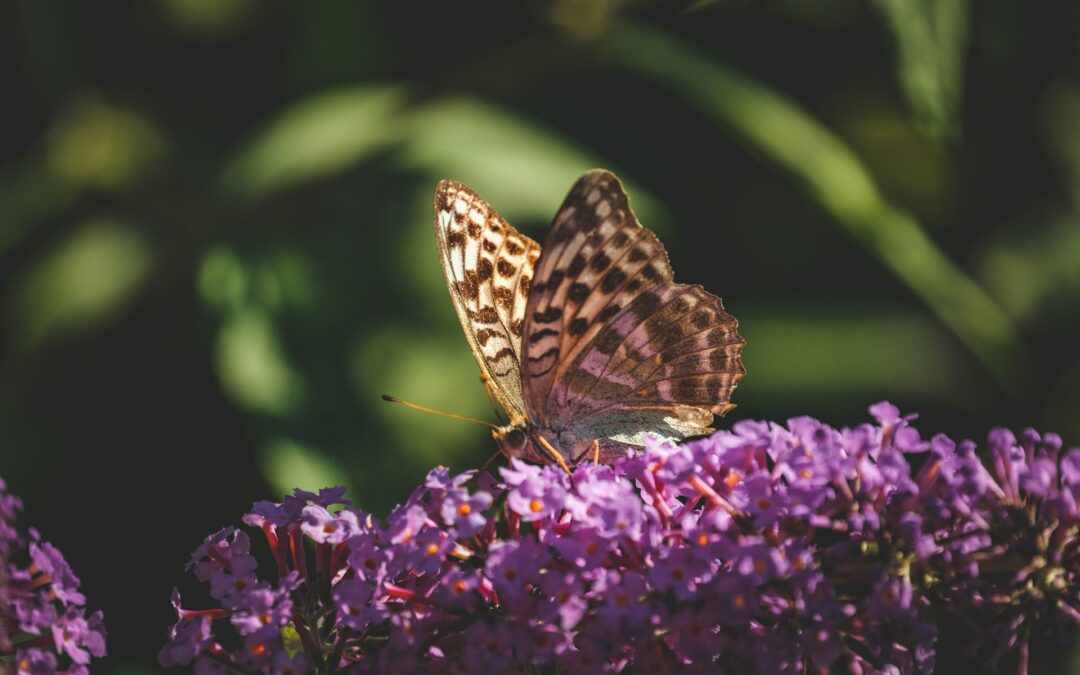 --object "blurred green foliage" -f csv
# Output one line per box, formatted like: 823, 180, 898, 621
0, 1, 1078, 672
